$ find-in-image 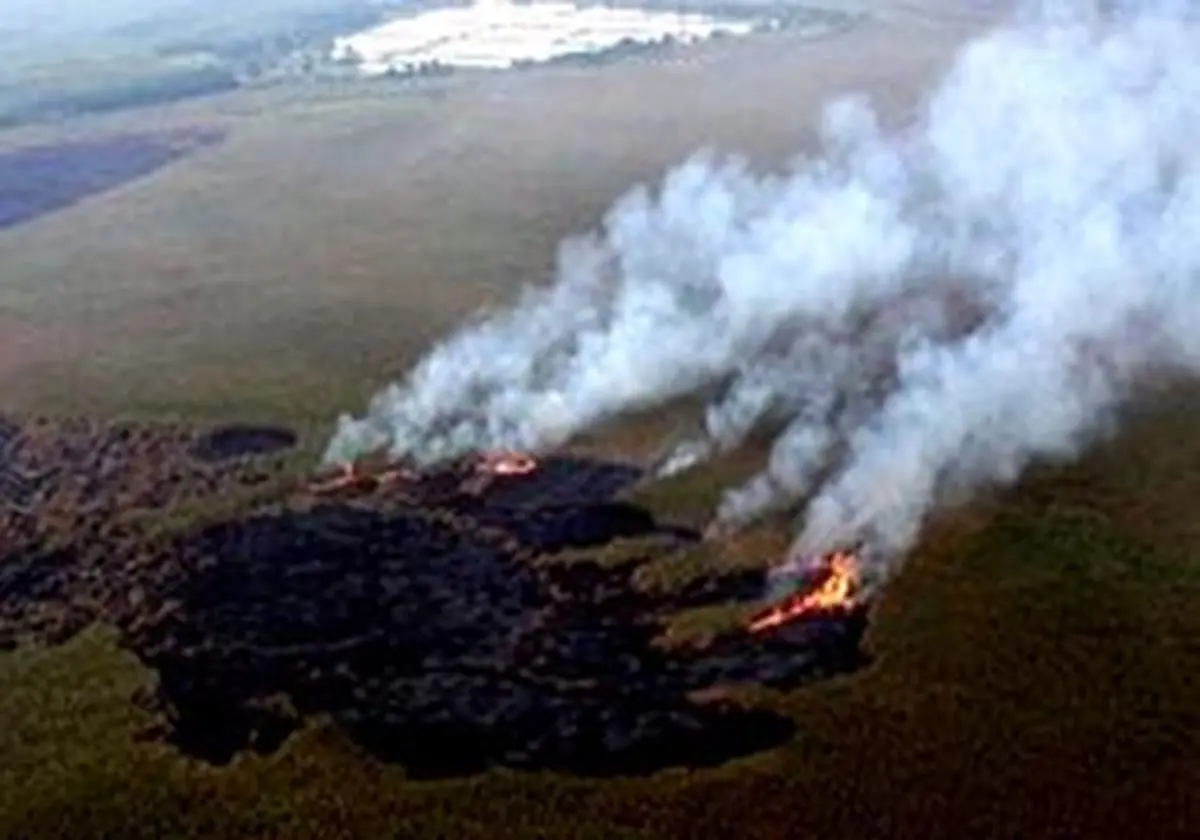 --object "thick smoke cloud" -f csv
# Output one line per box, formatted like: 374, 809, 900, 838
327, 2, 1200, 581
